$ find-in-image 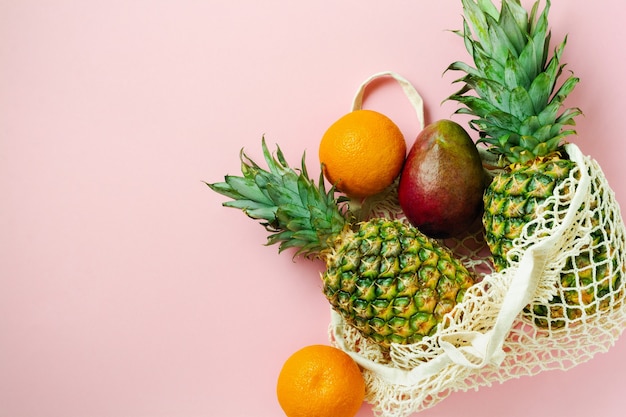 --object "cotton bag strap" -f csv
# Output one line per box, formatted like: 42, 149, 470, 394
351, 70, 425, 131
